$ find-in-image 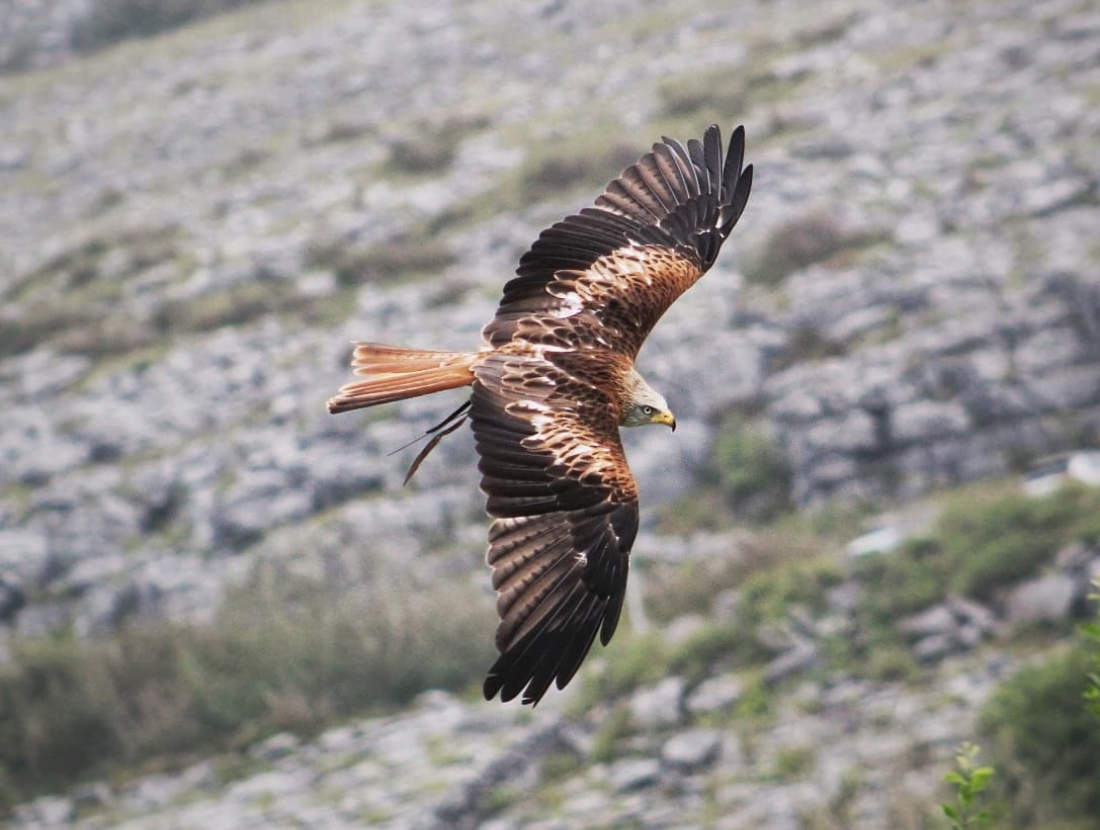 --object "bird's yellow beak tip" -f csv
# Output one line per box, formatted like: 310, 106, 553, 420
655, 410, 677, 431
